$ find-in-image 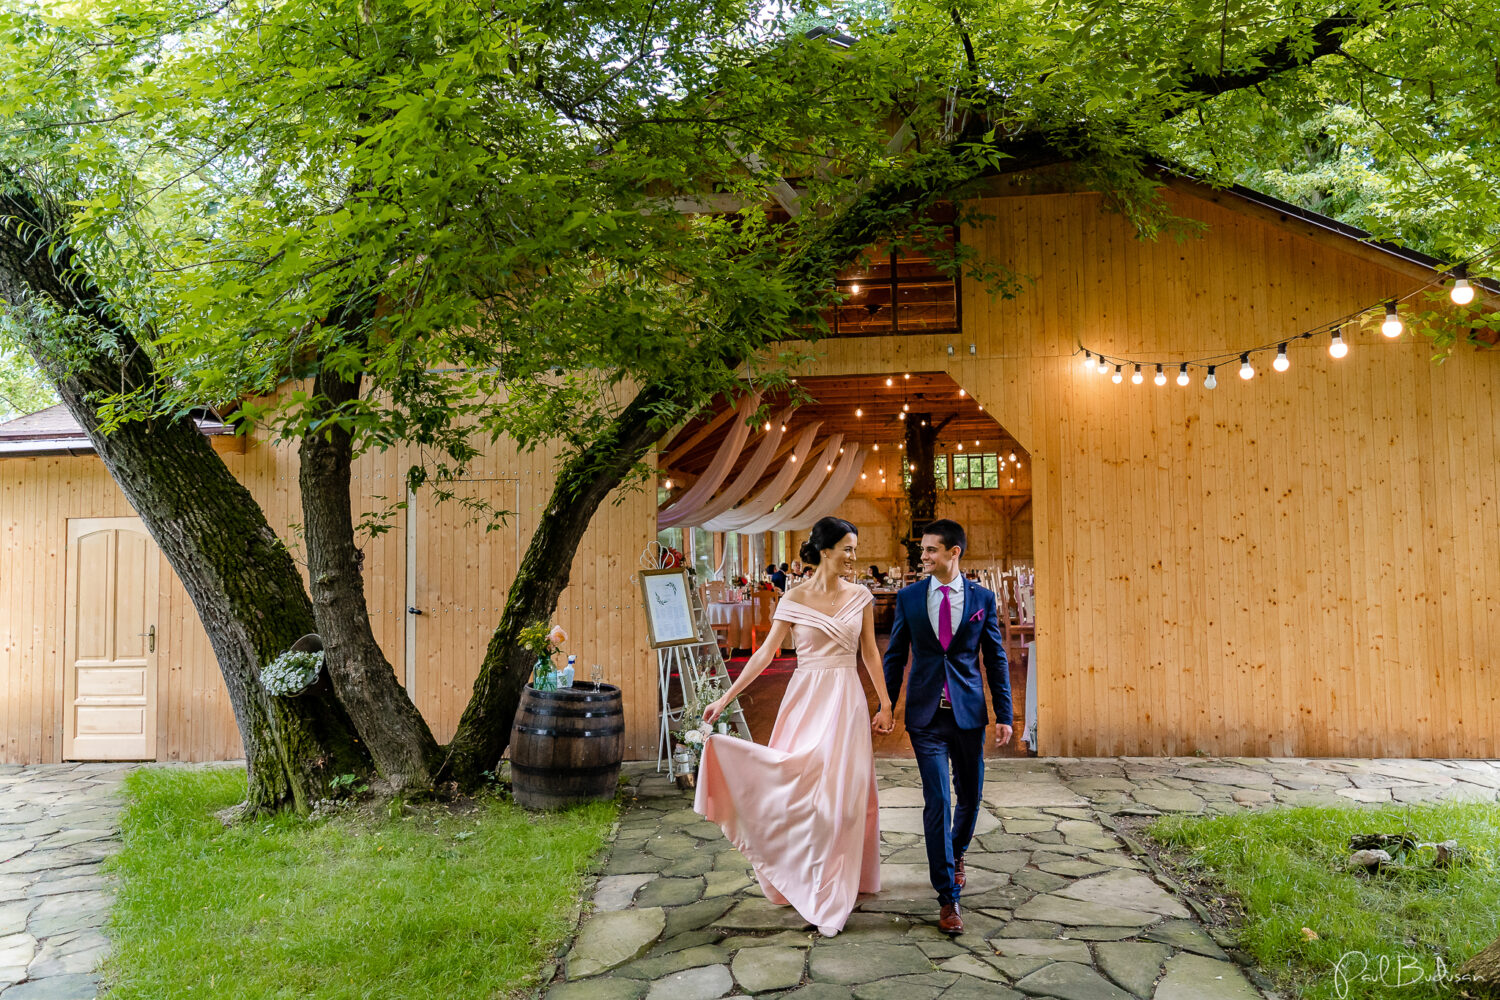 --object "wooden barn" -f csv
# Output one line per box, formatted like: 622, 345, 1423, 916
3, 167, 1497, 764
